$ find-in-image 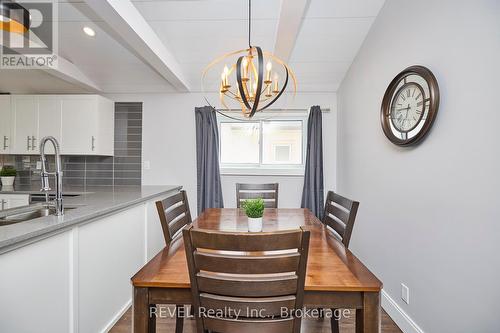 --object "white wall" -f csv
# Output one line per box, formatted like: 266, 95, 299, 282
337, 1, 500, 332
109, 92, 337, 215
